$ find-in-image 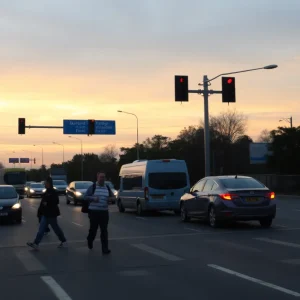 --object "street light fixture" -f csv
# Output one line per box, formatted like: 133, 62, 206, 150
33, 145, 44, 167
69, 136, 83, 180
118, 110, 139, 160
53, 142, 65, 164
199, 64, 278, 176
279, 116, 293, 128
